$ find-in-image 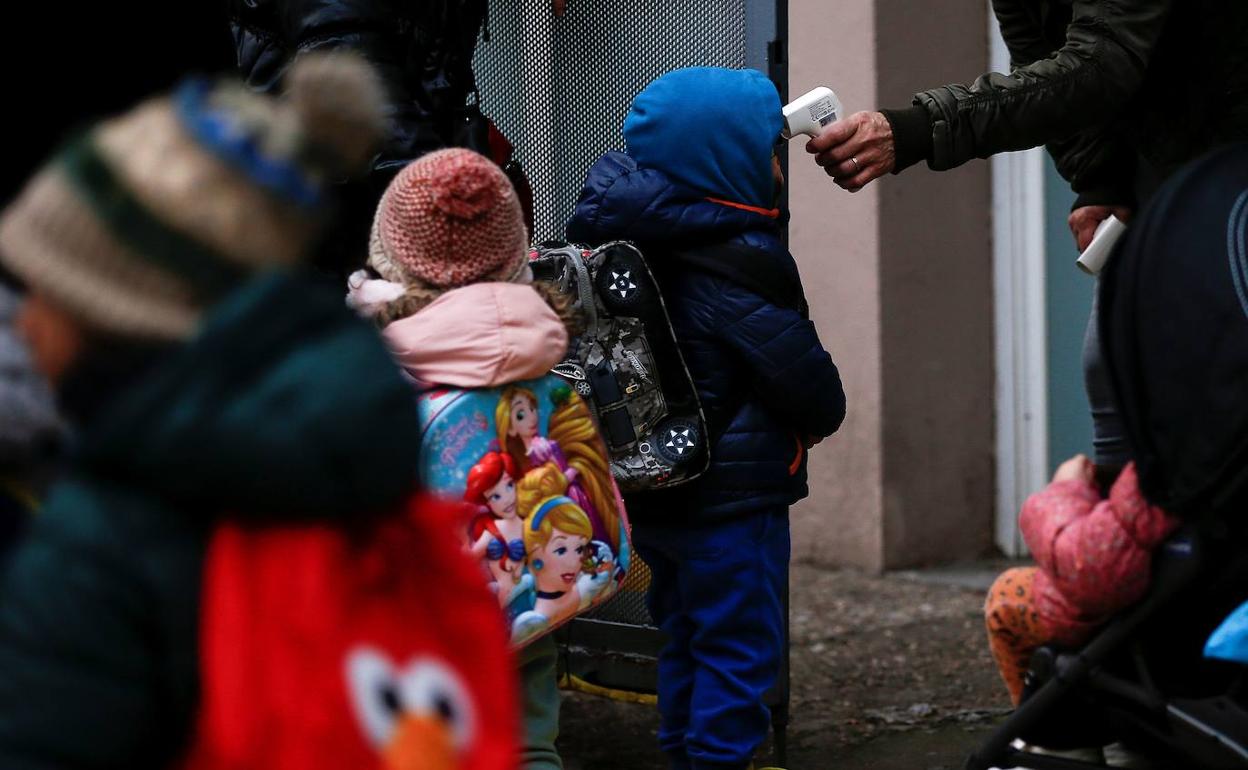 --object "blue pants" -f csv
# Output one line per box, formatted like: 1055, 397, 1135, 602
633, 508, 790, 770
